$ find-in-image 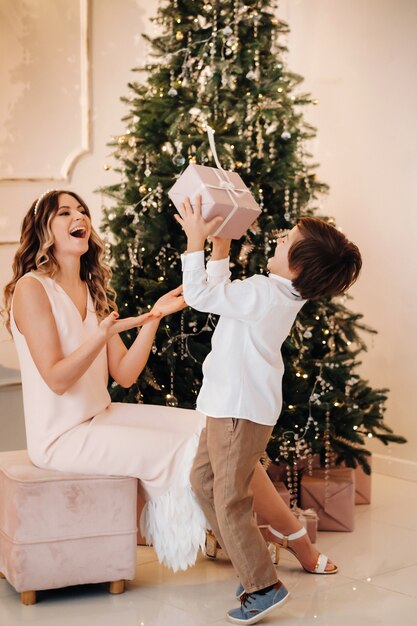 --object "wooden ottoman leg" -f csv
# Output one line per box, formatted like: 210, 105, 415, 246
109, 580, 125, 594
0, 572, 5, 579
21, 590, 37, 605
